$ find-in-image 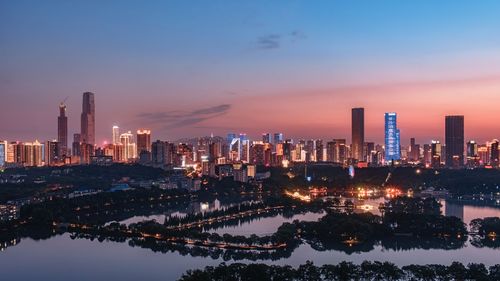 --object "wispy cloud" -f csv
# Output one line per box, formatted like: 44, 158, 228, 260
290, 30, 307, 41
254, 30, 307, 50
137, 104, 231, 129
256, 34, 281, 49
